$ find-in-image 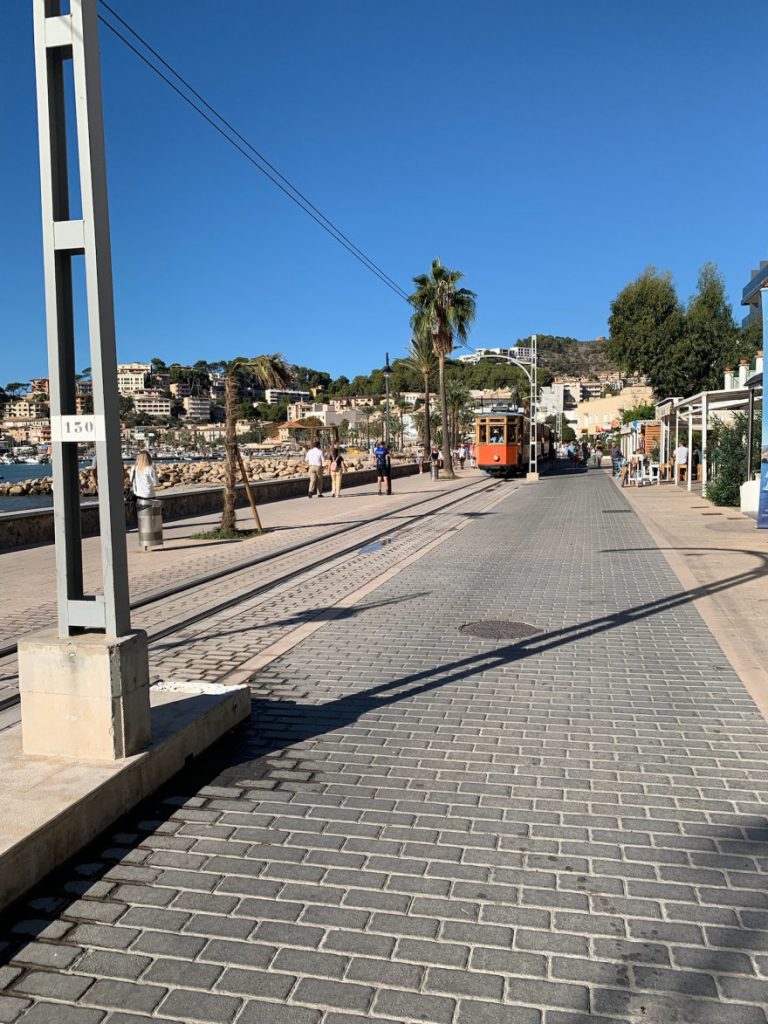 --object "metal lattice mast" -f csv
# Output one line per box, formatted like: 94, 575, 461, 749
33, 0, 130, 637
